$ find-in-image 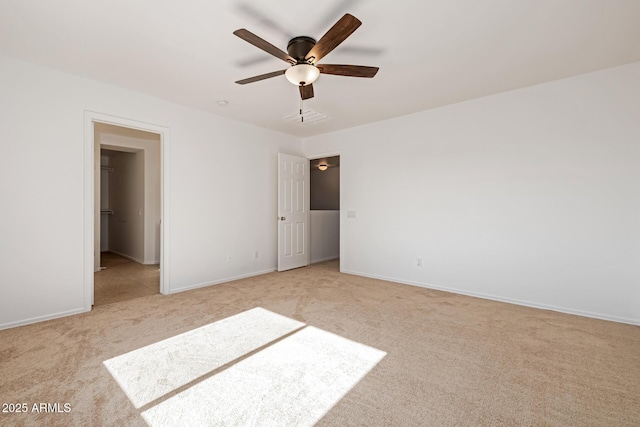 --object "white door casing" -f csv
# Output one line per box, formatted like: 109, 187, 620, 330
278, 153, 309, 272
84, 111, 170, 312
